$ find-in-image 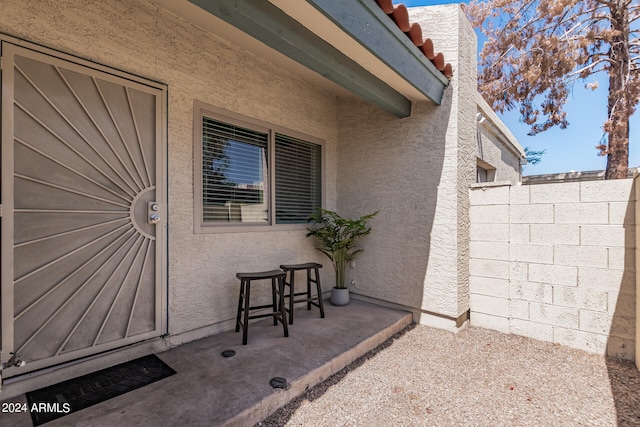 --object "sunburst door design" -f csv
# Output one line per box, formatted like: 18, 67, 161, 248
1, 42, 167, 377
